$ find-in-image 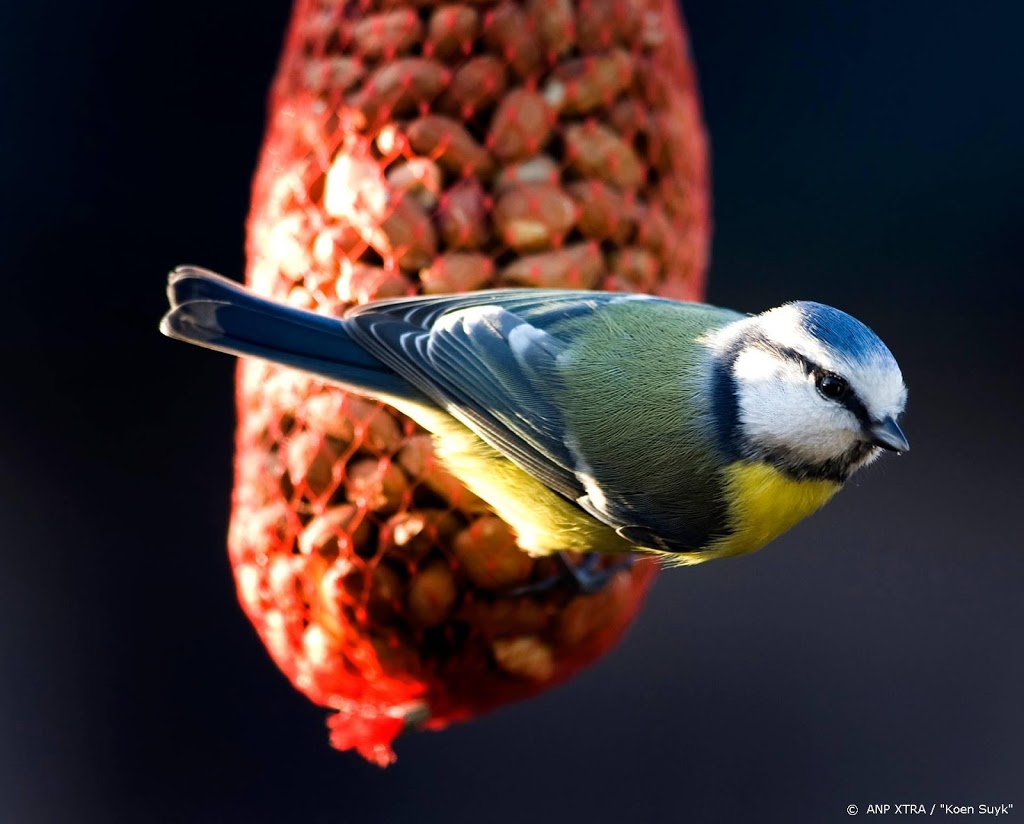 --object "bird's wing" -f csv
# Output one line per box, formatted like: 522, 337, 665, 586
345, 289, 670, 502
